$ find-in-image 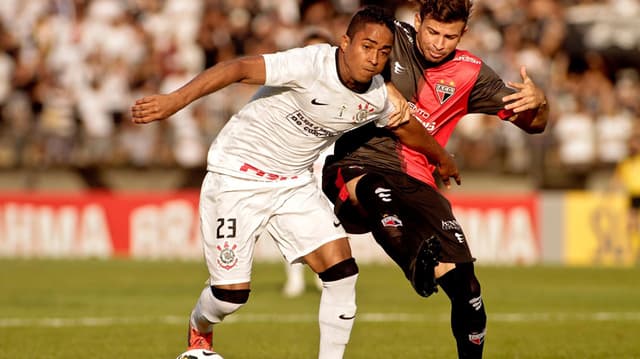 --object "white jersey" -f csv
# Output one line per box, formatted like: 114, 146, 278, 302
206, 44, 393, 180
